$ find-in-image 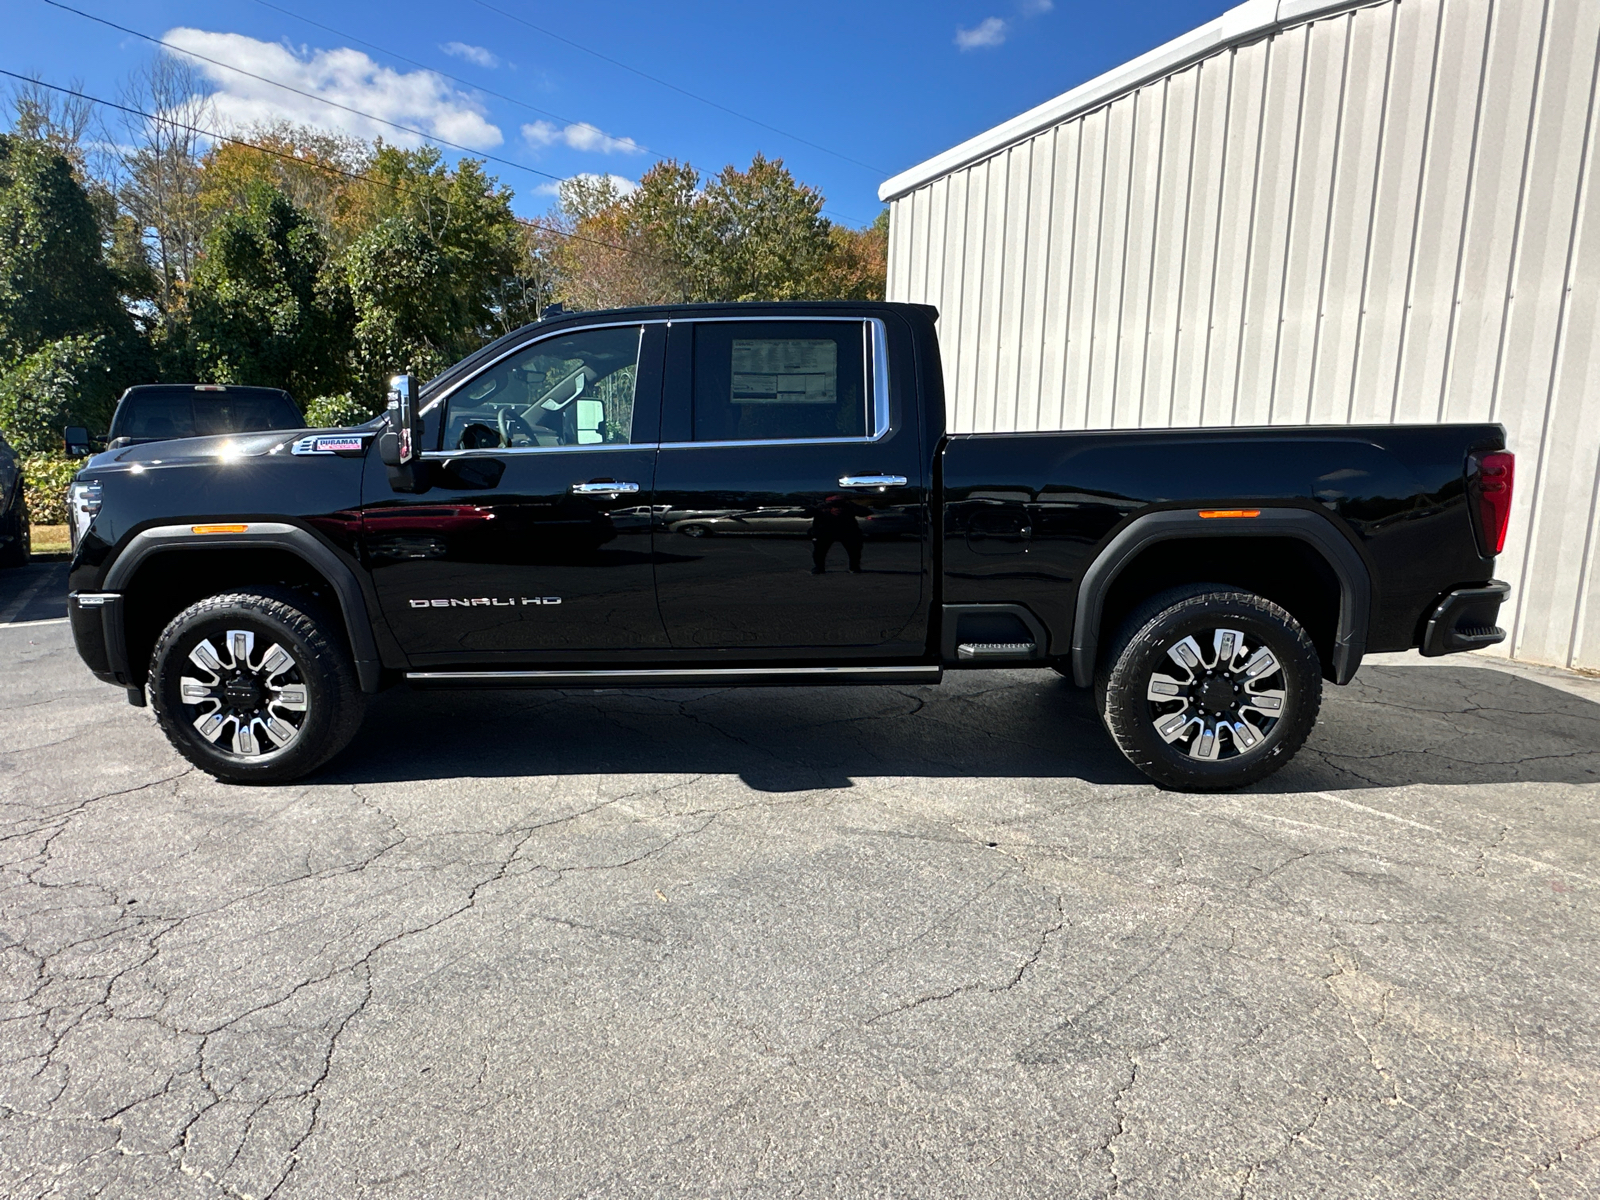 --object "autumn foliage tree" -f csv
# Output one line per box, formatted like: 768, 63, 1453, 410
2, 69, 889, 445
545, 155, 887, 309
